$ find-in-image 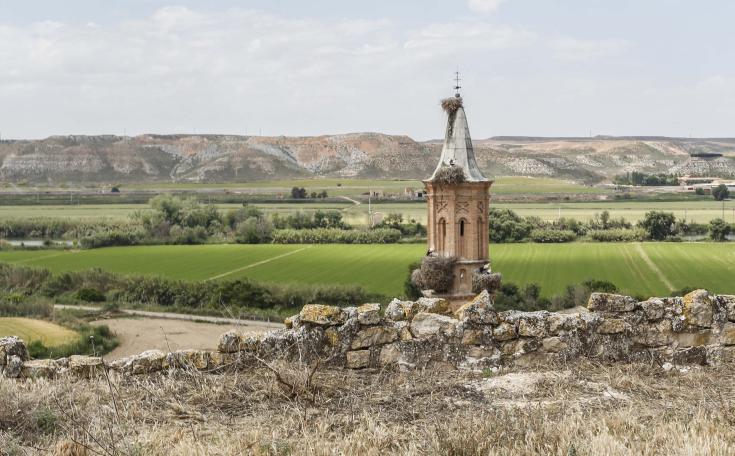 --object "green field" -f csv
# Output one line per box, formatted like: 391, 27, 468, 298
1, 243, 734, 299
2, 198, 733, 226
0, 317, 78, 346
